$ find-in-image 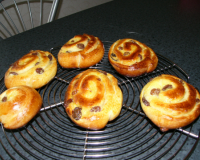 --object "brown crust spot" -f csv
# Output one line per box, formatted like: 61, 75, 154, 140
2, 96, 7, 102
72, 107, 82, 120
142, 97, 150, 106
90, 106, 101, 112
162, 84, 173, 91
65, 99, 73, 108
36, 68, 44, 74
